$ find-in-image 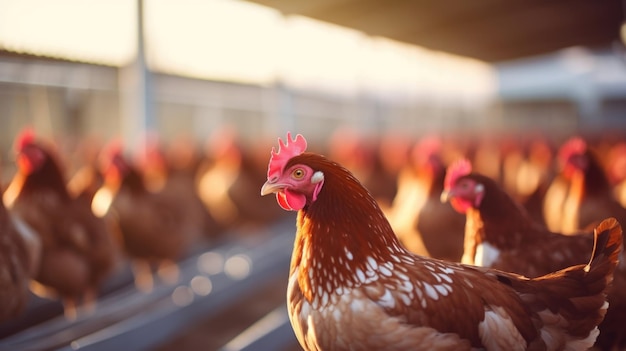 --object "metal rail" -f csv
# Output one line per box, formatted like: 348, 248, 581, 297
220, 306, 297, 351
0, 219, 296, 351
